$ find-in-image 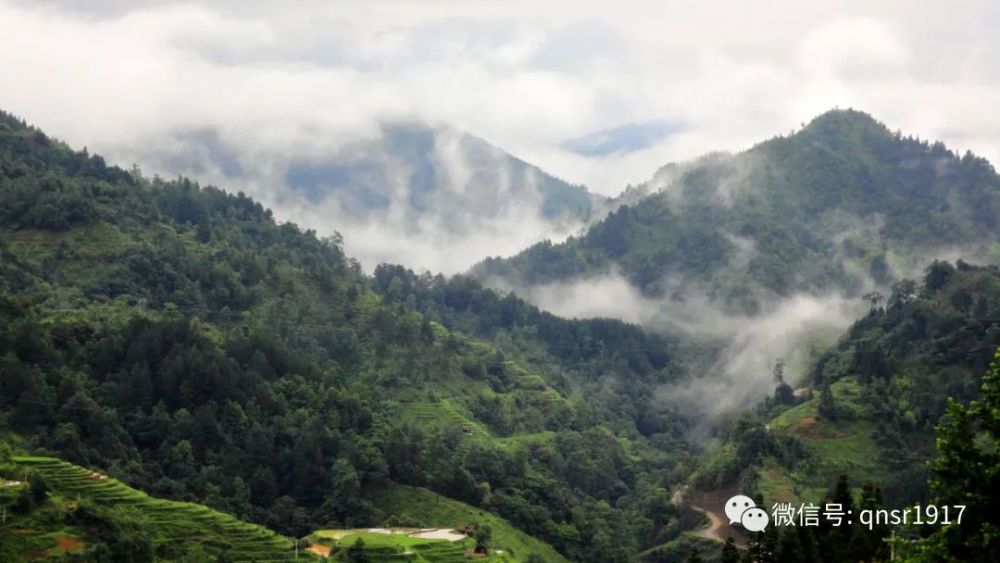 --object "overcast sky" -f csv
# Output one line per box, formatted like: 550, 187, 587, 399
2, 0, 998, 195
